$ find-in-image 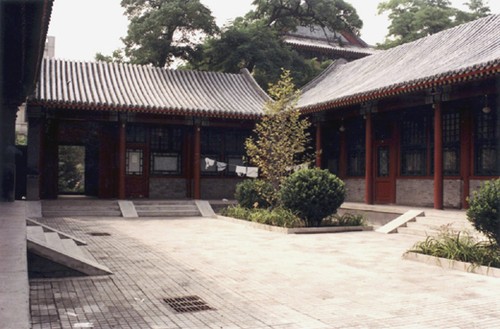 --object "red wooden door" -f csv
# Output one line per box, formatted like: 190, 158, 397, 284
125, 146, 149, 198
374, 140, 396, 204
